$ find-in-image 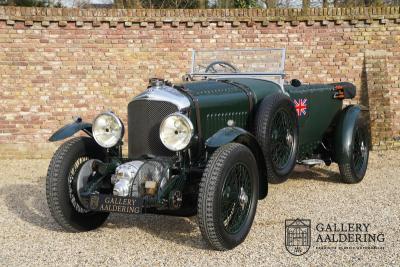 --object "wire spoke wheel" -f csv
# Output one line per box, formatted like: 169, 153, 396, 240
221, 163, 252, 234
270, 108, 294, 170
255, 94, 298, 184
68, 156, 90, 213
46, 137, 109, 232
337, 112, 369, 184
352, 127, 368, 175
198, 143, 258, 250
